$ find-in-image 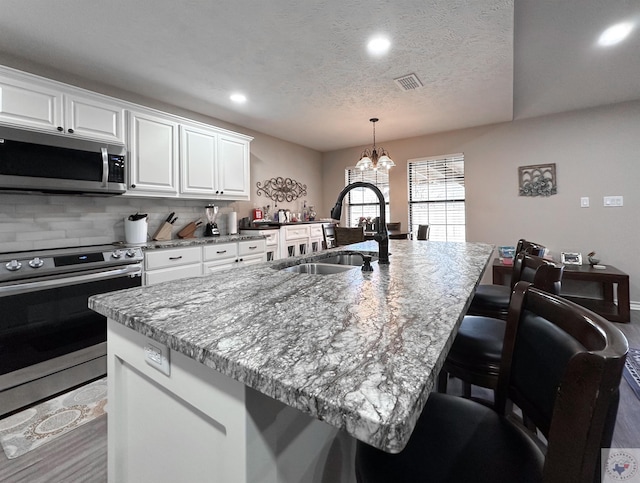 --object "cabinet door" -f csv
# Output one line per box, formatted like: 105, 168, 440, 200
0, 74, 63, 132
145, 264, 202, 285
64, 93, 125, 143
180, 124, 217, 196
216, 134, 250, 199
128, 110, 179, 196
